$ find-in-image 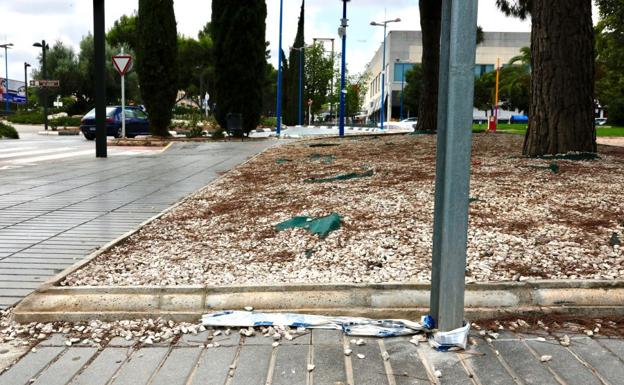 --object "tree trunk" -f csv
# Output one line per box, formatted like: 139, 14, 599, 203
415, 0, 441, 132
523, 0, 596, 156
